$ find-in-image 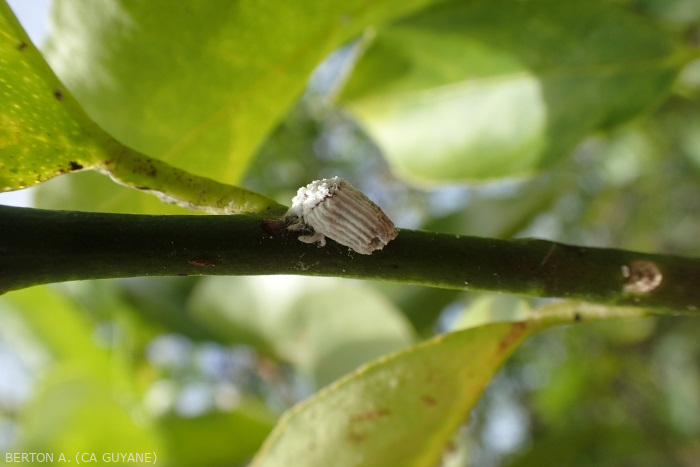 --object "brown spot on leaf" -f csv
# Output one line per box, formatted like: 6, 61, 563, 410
17, 41, 27, 50
348, 429, 366, 443
422, 395, 437, 407
351, 408, 391, 422
53, 88, 64, 100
